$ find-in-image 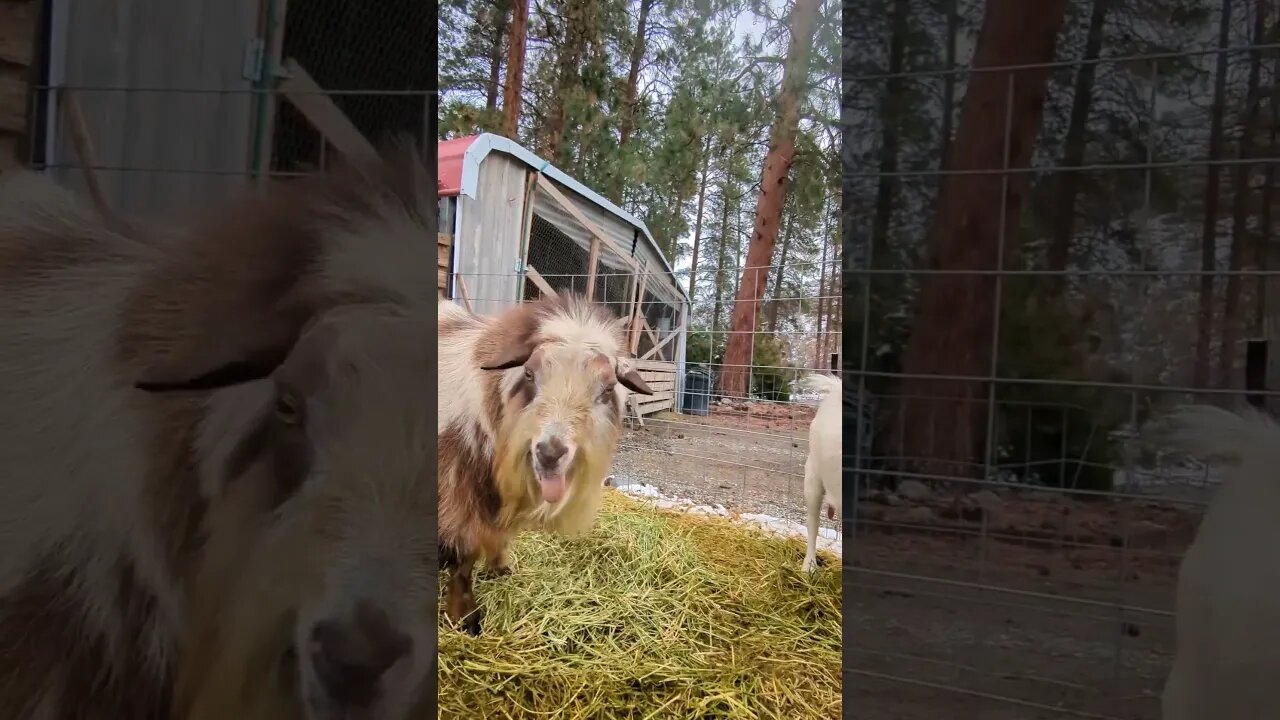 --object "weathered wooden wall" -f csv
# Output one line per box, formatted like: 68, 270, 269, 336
0, 0, 36, 171
52, 0, 260, 215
